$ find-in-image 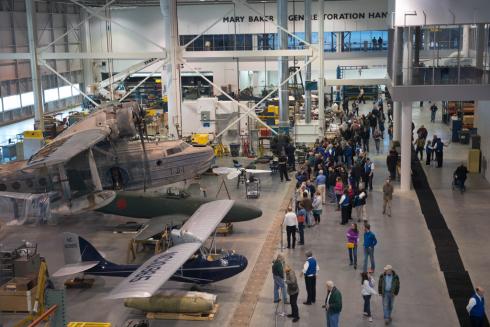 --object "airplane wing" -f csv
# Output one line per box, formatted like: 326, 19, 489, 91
106, 242, 202, 299
52, 262, 100, 277
26, 128, 110, 168
212, 167, 235, 175
245, 169, 272, 174
134, 215, 189, 241
106, 200, 234, 299
176, 199, 234, 243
